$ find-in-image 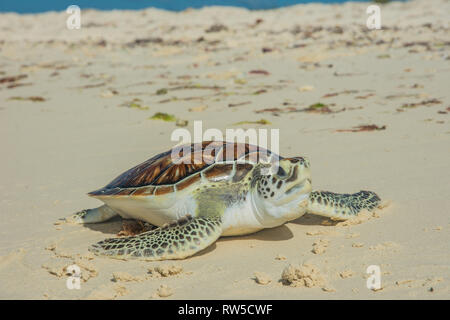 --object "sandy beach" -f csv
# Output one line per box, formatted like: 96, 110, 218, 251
0, 0, 449, 299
